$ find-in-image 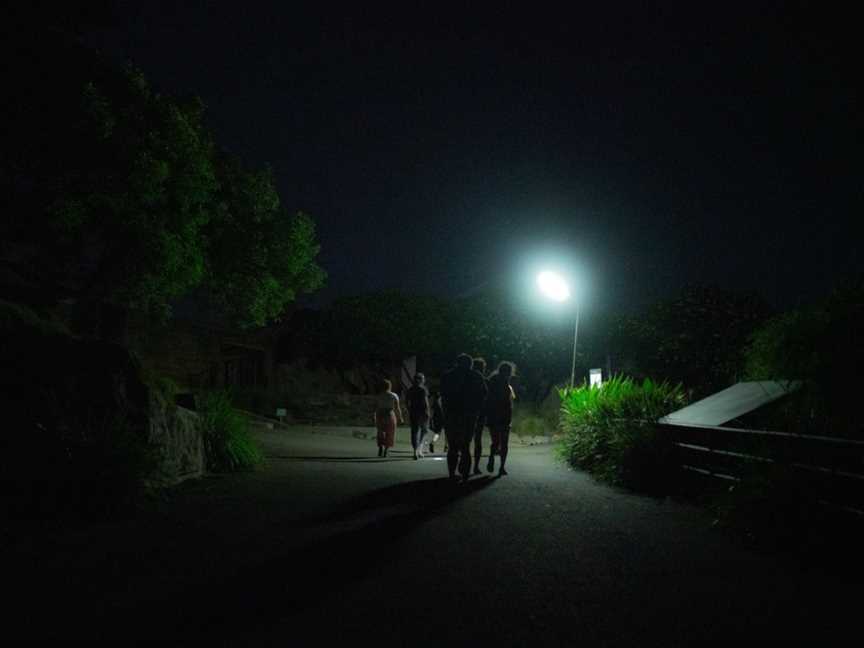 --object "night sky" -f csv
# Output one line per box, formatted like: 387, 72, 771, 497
81, 2, 860, 315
